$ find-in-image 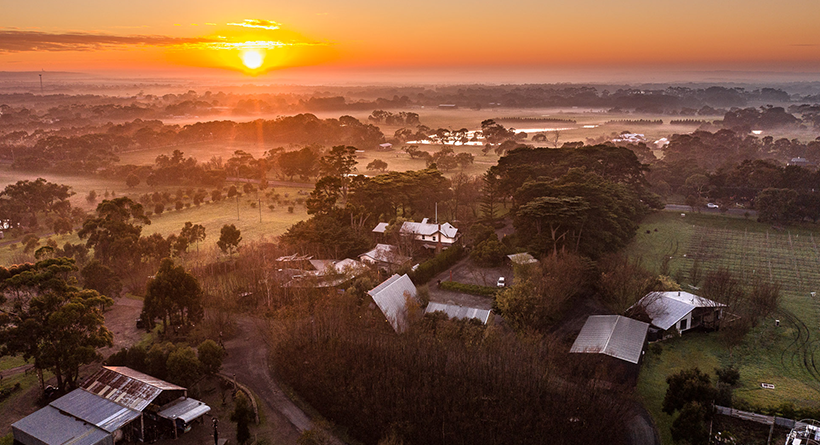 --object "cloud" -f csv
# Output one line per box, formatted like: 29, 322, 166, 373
227, 19, 281, 31
0, 29, 331, 53
0, 30, 211, 53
